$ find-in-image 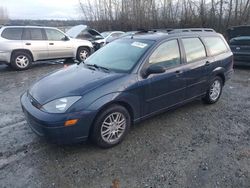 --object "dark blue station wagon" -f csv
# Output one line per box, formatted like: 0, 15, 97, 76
21, 30, 234, 148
